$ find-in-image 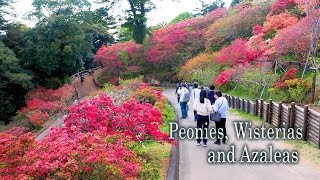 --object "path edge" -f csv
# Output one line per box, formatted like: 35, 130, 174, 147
166, 100, 180, 180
